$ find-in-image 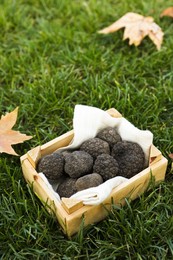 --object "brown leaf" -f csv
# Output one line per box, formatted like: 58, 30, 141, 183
0, 107, 32, 155
98, 12, 164, 50
169, 153, 173, 160
160, 7, 173, 18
